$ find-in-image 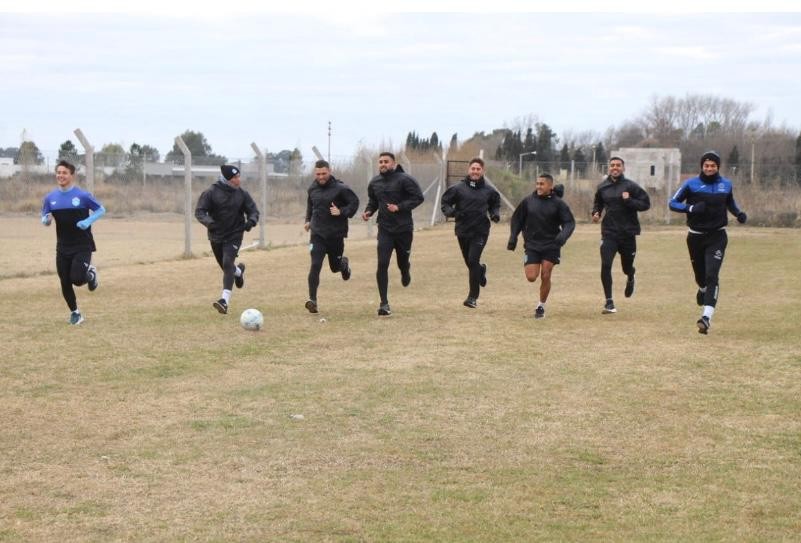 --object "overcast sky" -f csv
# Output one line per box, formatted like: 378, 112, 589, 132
2, 3, 800, 162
